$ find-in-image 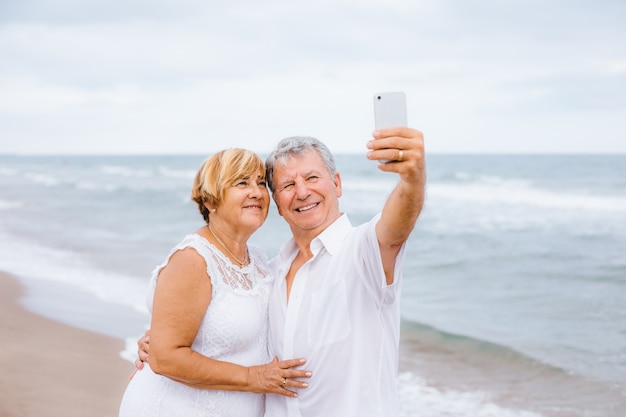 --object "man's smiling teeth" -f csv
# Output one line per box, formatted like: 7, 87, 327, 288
296, 203, 318, 212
